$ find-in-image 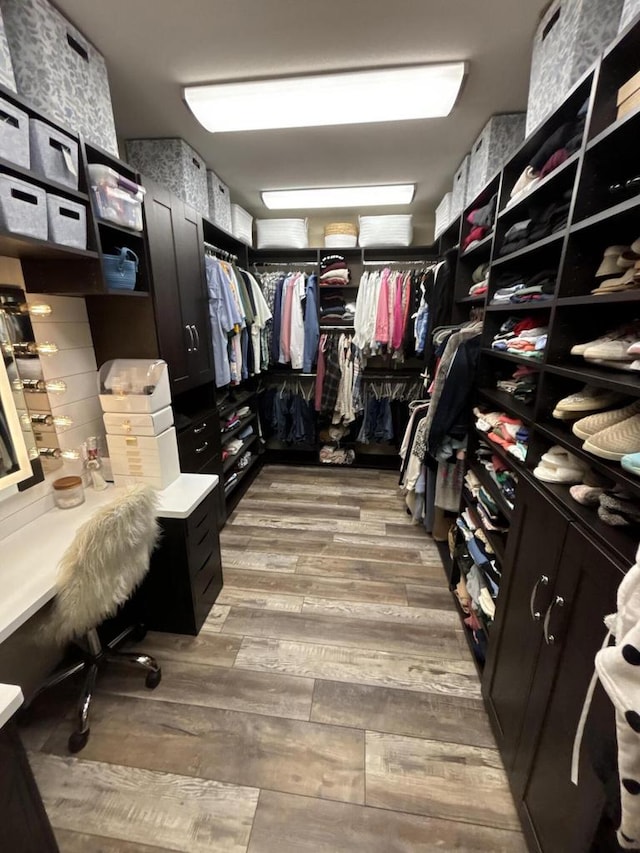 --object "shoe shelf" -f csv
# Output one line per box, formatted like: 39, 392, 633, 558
545, 362, 640, 397
481, 348, 544, 369
534, 420, 640, 500
556, 291, 640, 306
462, 488, 507, 565
570, 193, 640, 234
468, 459, 514, 522
478, 387, 535, 424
